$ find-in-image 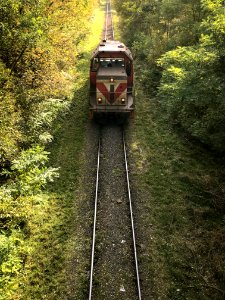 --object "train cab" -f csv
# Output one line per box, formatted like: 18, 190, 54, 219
89, 40, 134, 118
